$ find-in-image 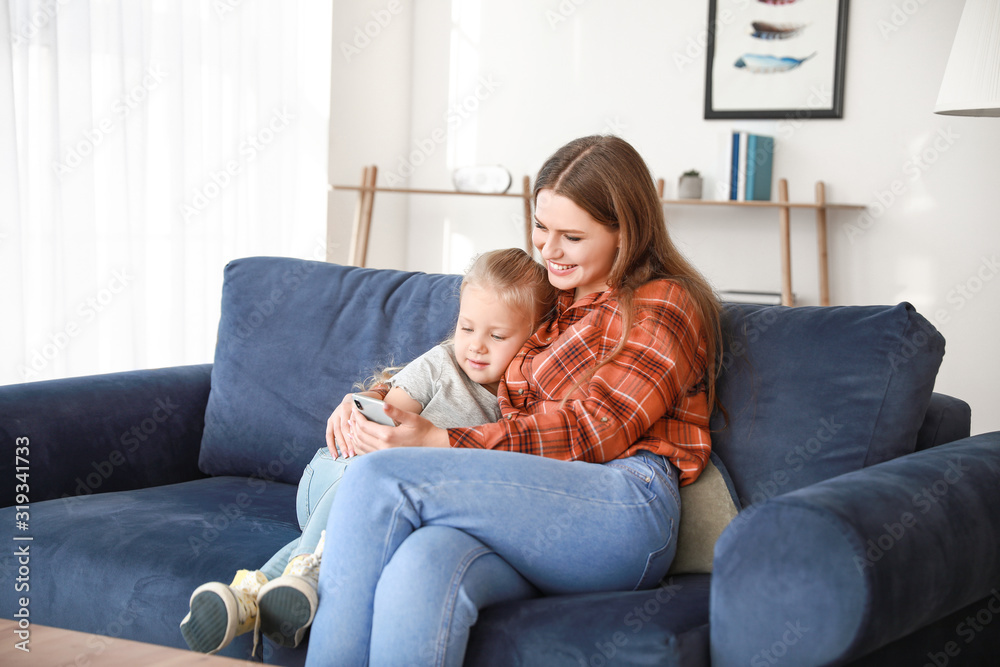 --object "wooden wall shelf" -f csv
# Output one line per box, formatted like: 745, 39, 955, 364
659, 178, 865, 307
330, 166, 534, 268
329, 167, 865, 307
